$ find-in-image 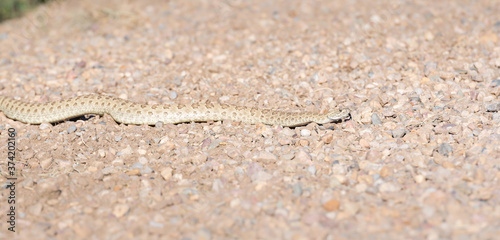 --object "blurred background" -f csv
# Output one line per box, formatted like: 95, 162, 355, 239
0, 0, 53, 22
